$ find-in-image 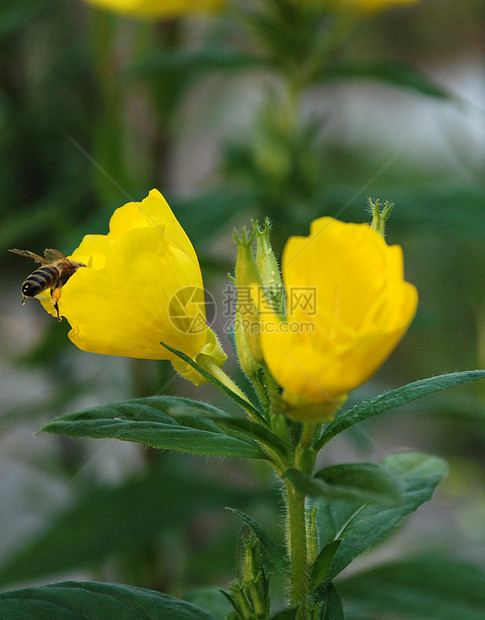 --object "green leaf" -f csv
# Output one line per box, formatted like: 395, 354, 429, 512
338, 556, 485, 620
188, 414, 288, 460
312, 453, 448, 581
0, 460, 257, 587
183, 587, 232, 619
313, 582, 345, 620
310, 540, 342, 591
133, 48, 264, 78
285, 462, 404, 505
0, 581, 219, 619
39, 396, 266, 460
226, 508, 289, 575
129, 48, 265, 119
317, 370, 485, 449
163, 401, 278, 443
324, 61, 450, 99
171, 411, 288, 463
